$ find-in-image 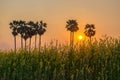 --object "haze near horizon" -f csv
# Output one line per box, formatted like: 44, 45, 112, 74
0, 0, 120, 50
